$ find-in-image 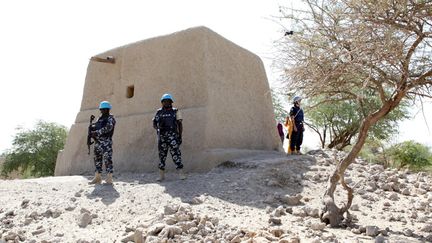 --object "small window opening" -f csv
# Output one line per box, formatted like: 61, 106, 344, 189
126, 85, 134, 98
